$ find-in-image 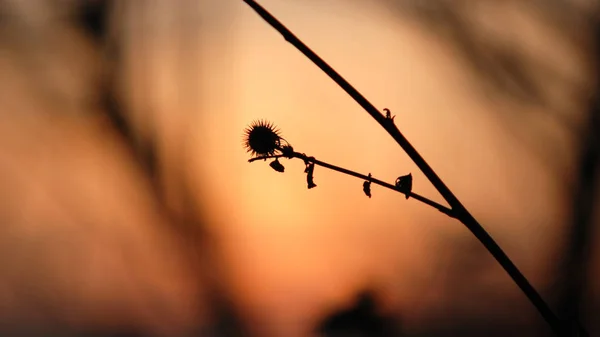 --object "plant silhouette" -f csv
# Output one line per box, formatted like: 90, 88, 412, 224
240, 0, 589, 336
395, 173, 413, 200
363, 173, 372, 198
244, 121, 446, 212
